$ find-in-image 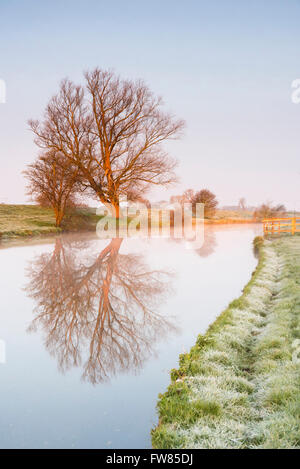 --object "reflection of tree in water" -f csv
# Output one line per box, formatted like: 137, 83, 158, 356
194, 228, 217, 258
25, 237, 176, 384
